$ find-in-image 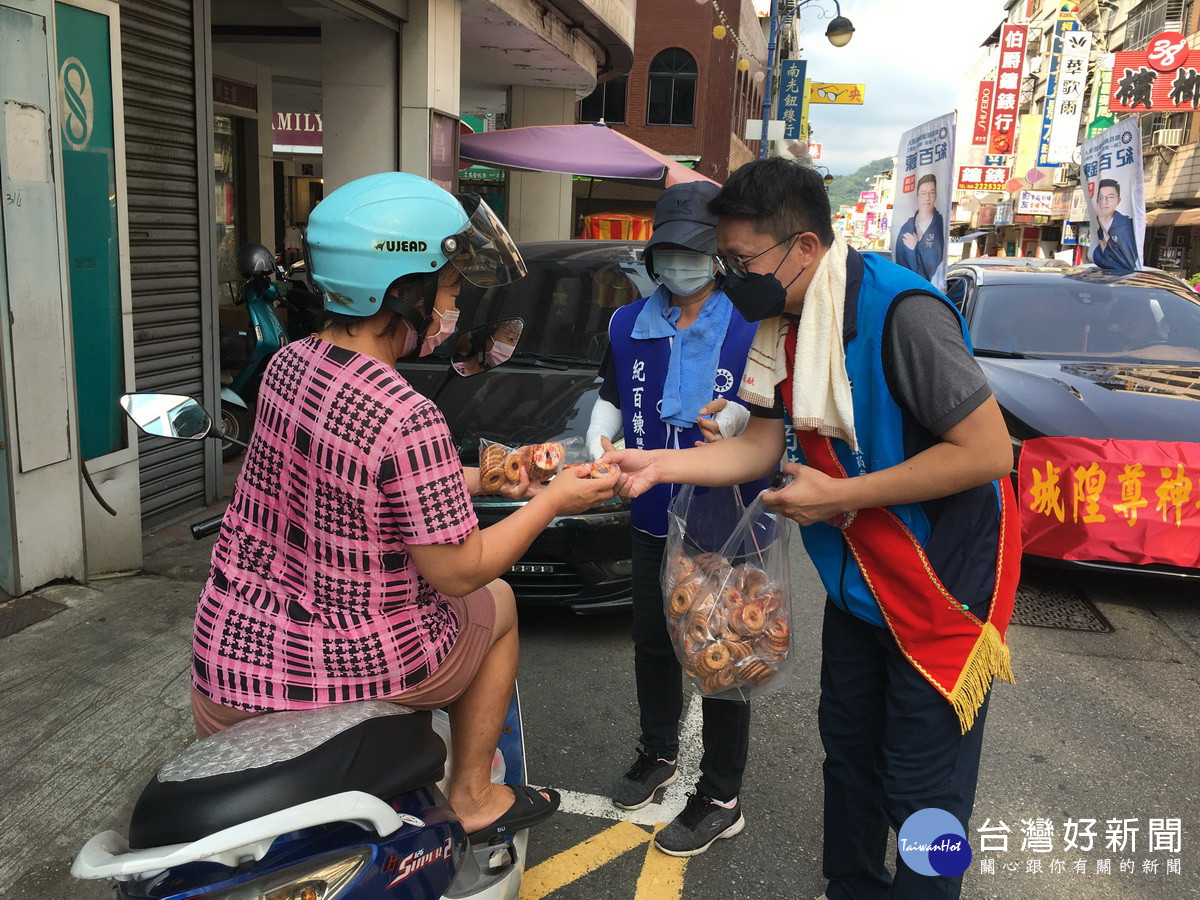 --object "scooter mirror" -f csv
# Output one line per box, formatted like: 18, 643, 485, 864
120, 393, 213, 441
451, 317, 524, 377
